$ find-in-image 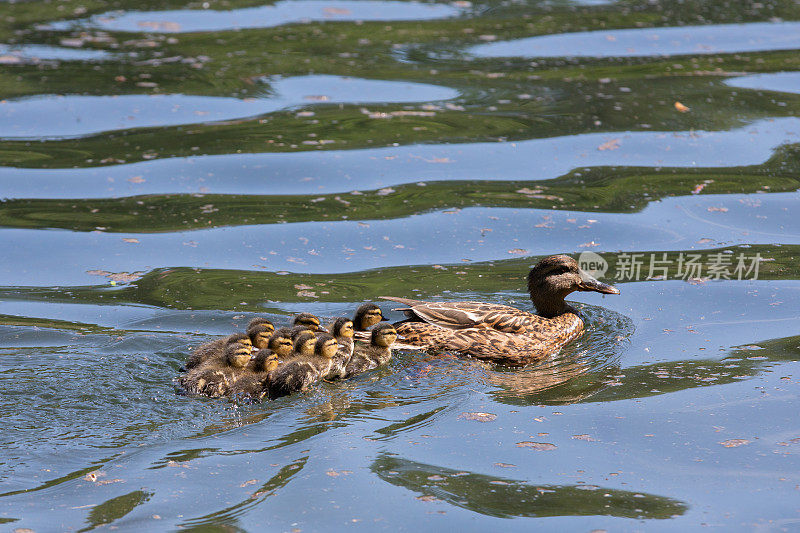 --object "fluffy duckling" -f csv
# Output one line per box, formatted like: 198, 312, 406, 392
248, 323, 275, 351
247, 317, 273, 330
293, 312, 325, 332
267, 329, 296, 361
185, 332, 252, 370
353, 303, 385, 331
343, 323, 397, 378
293, 331, 318, 358
290, 324, 316, 341
228, 350, 280, 401
228, 328, 295, 399
180, 339, 253, 397
324, 317, 355, 380
269, 334, 340, 399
